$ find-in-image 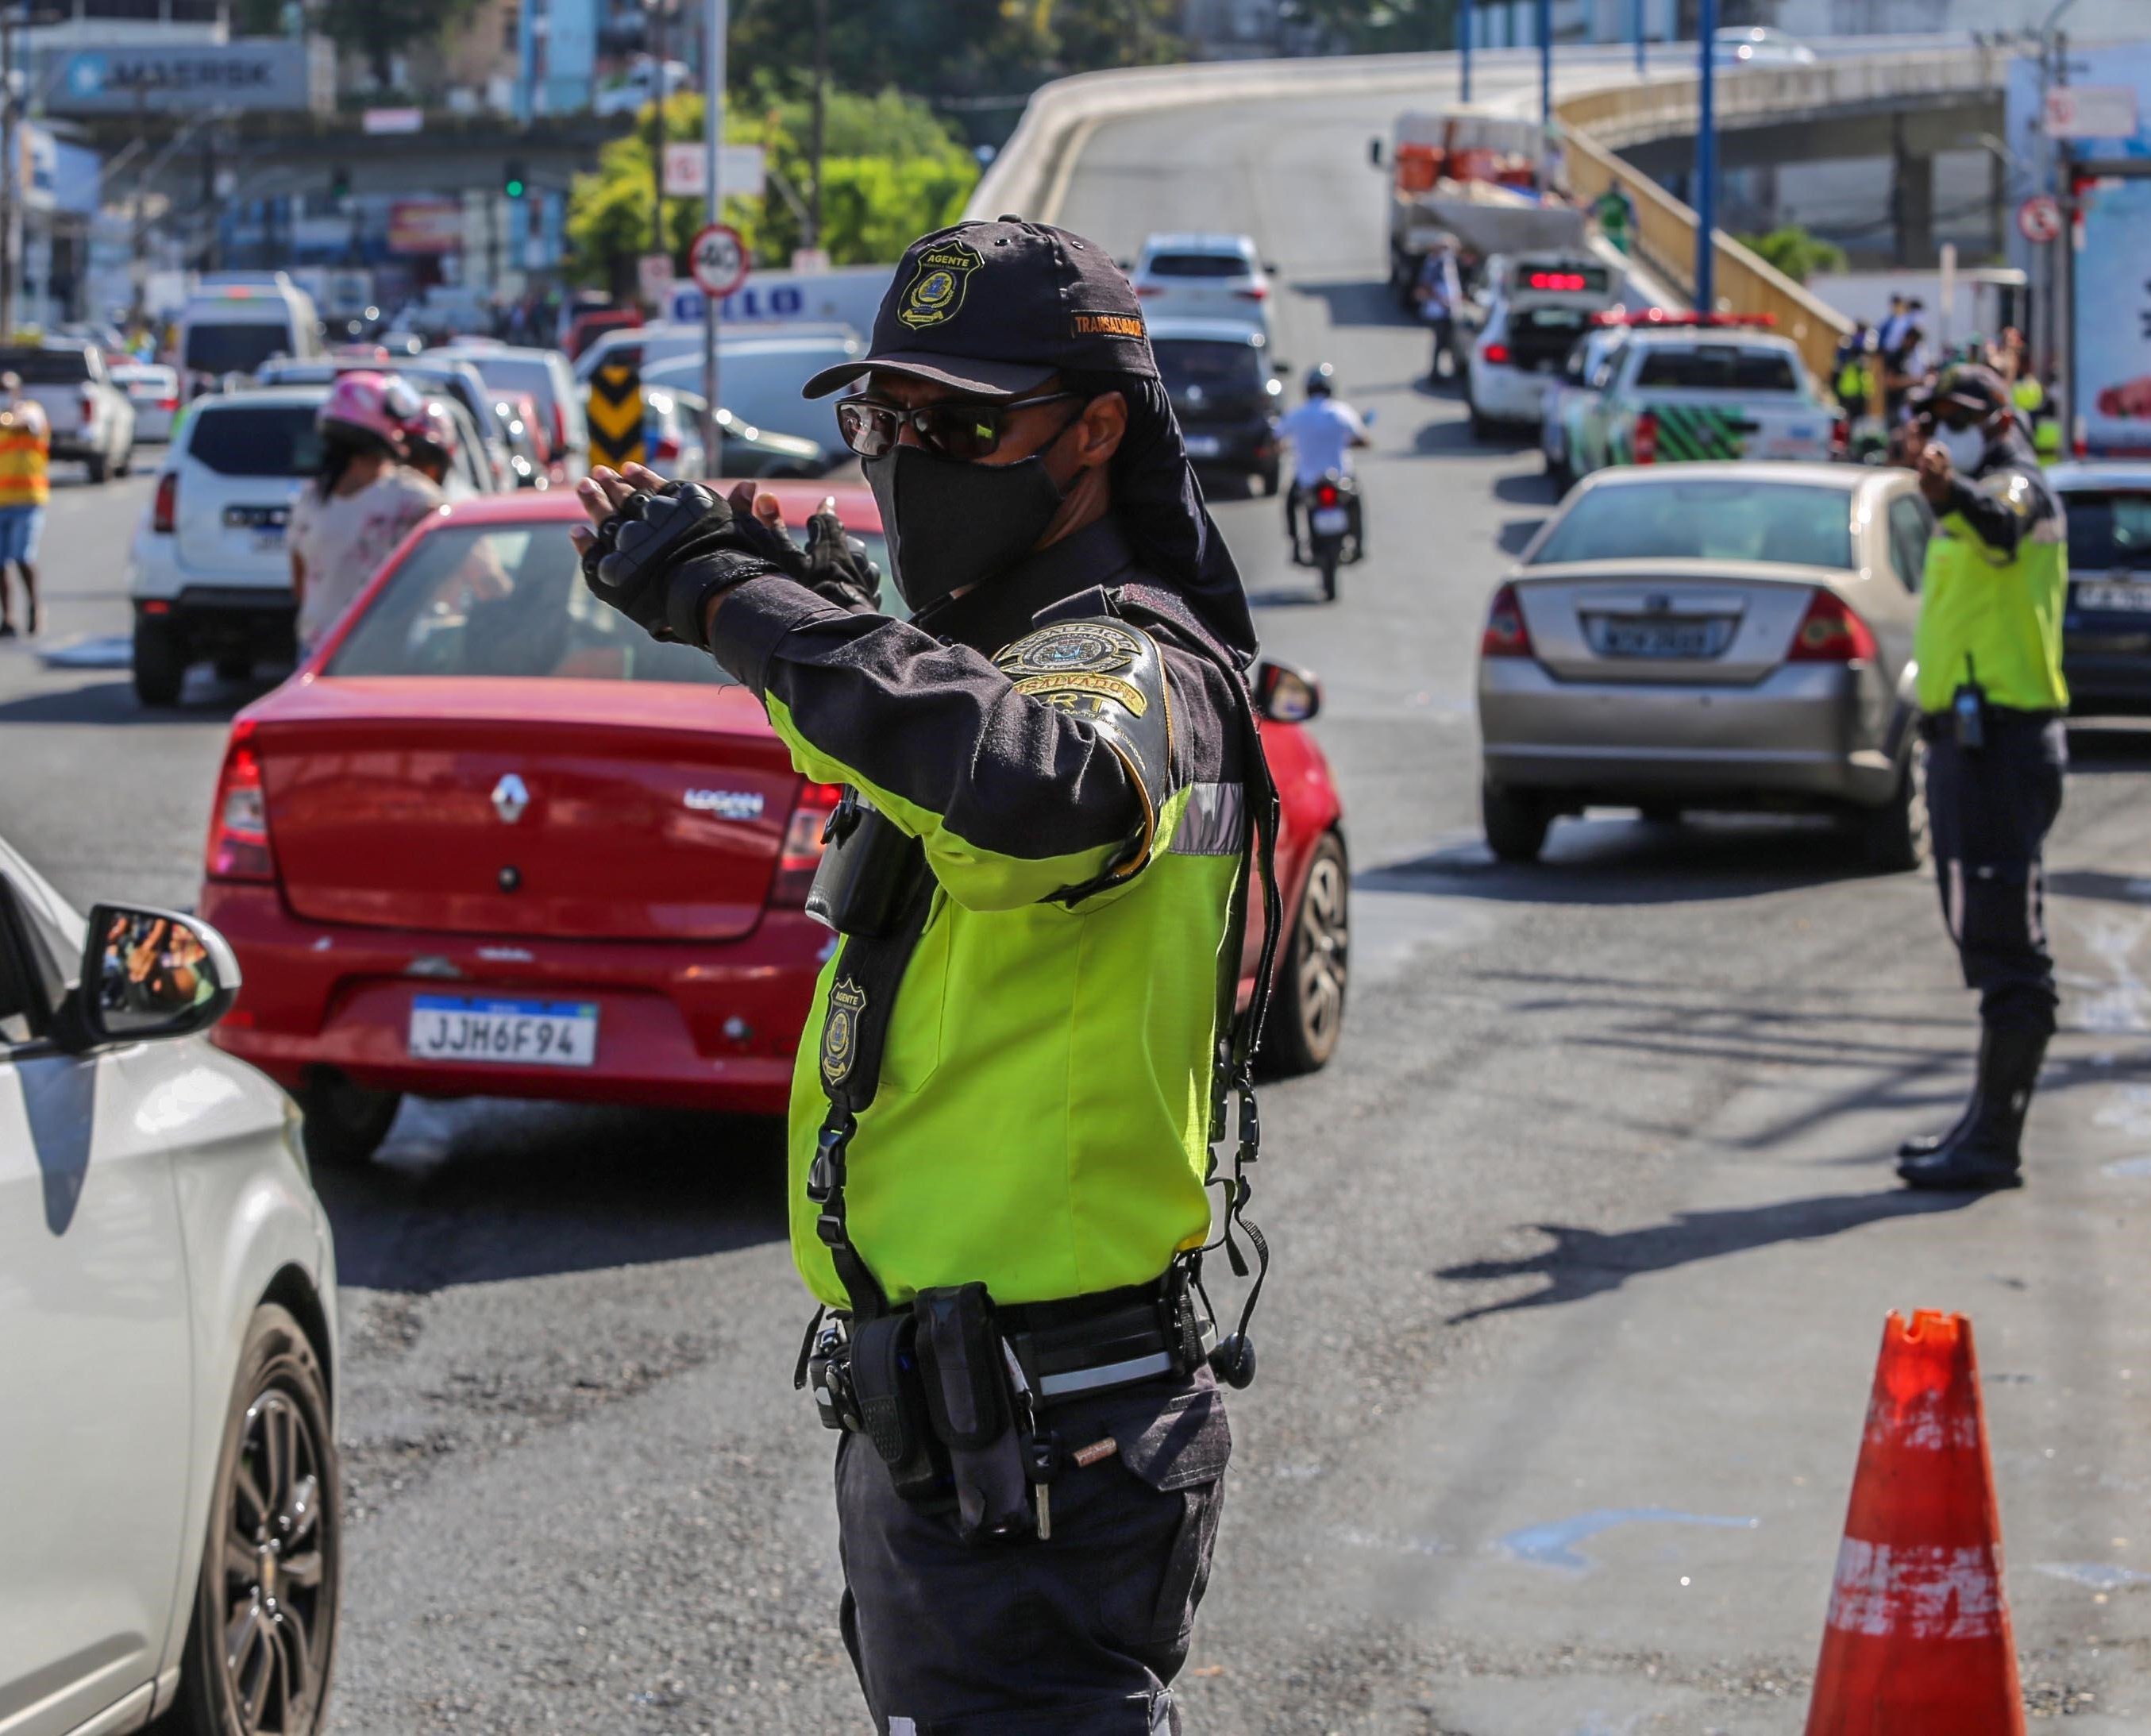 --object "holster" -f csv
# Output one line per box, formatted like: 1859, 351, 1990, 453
915, 1283, 1033, 1543
805, 795, 929, 937
846, 1312, 946, 1506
